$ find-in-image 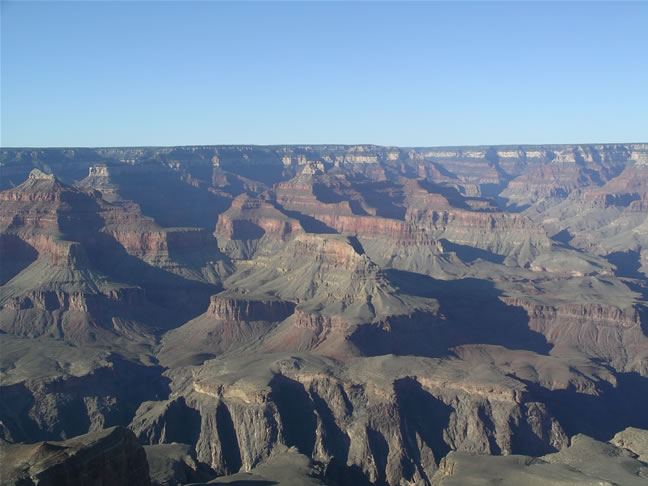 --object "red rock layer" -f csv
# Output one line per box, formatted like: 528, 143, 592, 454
215, 197, 303, 242
503, 163, 600, 201
274, 180, 354, 216
626, 194, 648, 213
503, 297, 648, 372
4, 287, 145, 313
207, 295, 295, 322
